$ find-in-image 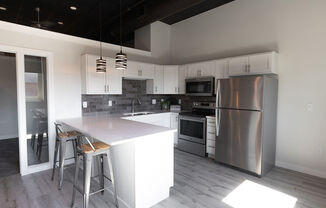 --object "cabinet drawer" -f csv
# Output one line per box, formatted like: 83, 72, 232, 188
206, 132, 215, 140
207, 126, 216, 134
207, 139, 216, 148
207, 146, 215, 155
